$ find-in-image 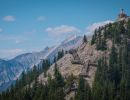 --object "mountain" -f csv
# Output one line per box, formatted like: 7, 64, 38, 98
0, 35, 82, 91
0, 21, 112, 92
0, 59, 23, 85
33, 17, 130, 100
1, 10, 130, 100
38, 42, 101, 87
44, 35, 83, 62
0, 20, 112, 92
0, 47, 55, 91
